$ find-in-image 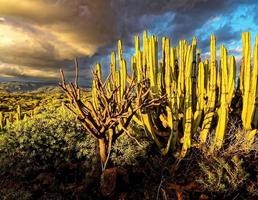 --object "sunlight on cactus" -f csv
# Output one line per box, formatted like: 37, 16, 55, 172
74, 31, 258, 159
